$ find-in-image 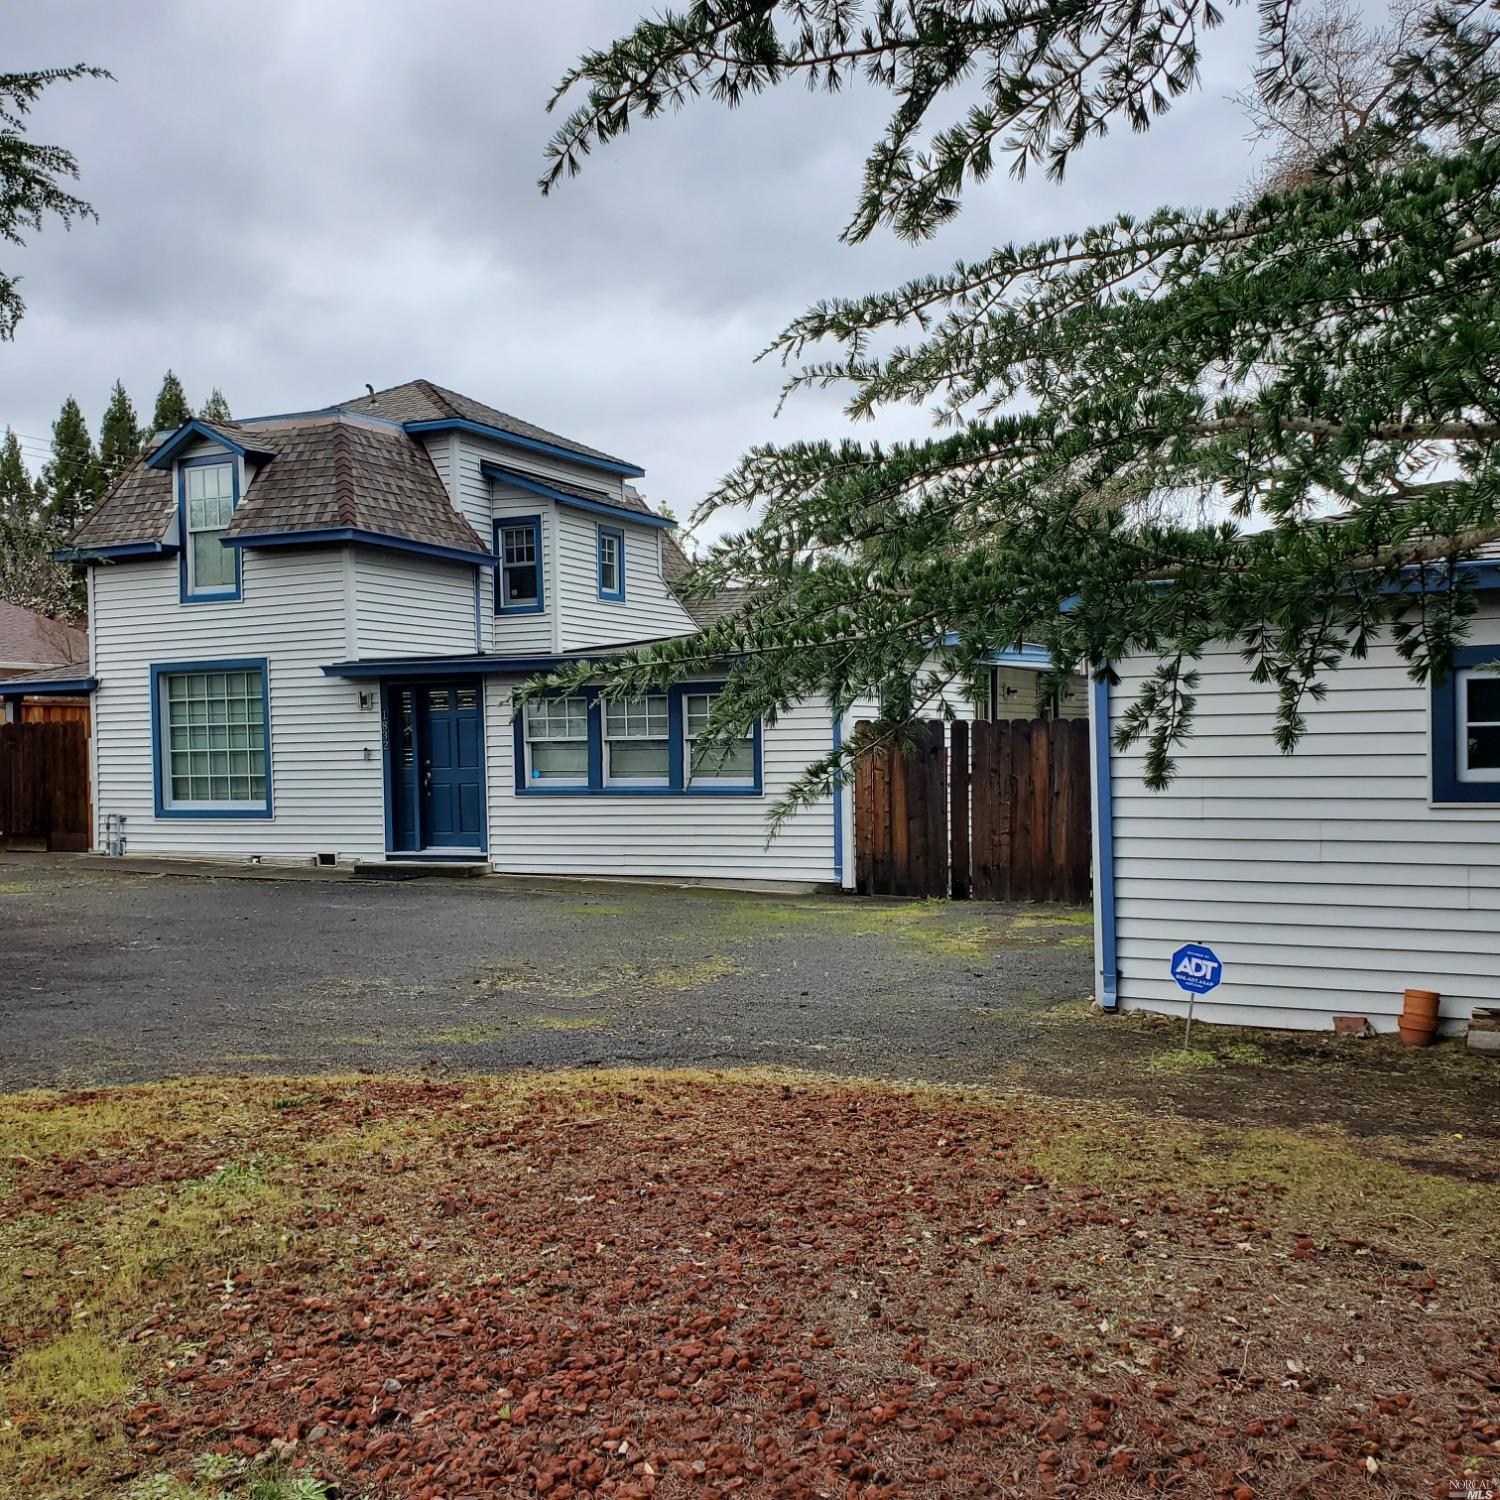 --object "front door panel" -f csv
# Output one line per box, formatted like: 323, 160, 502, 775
418, 684, 484, 849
